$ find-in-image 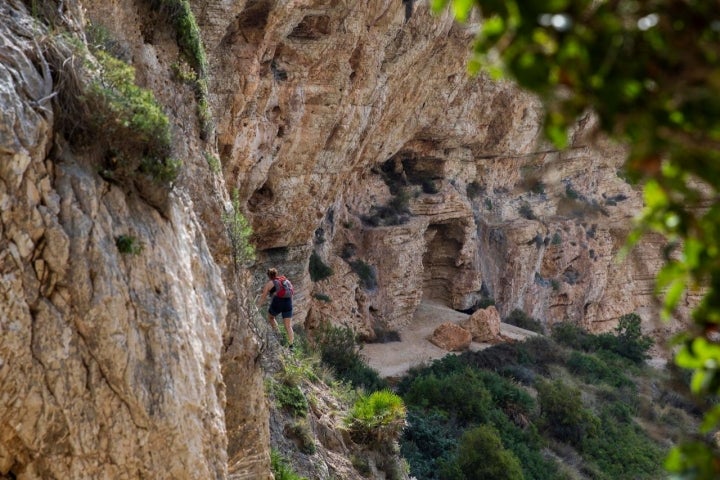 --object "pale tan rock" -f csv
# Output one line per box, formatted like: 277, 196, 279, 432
0, 3, 229, 478
0, 0, 694, 479
429, 322, 472, 351
462, 306, 502, 342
